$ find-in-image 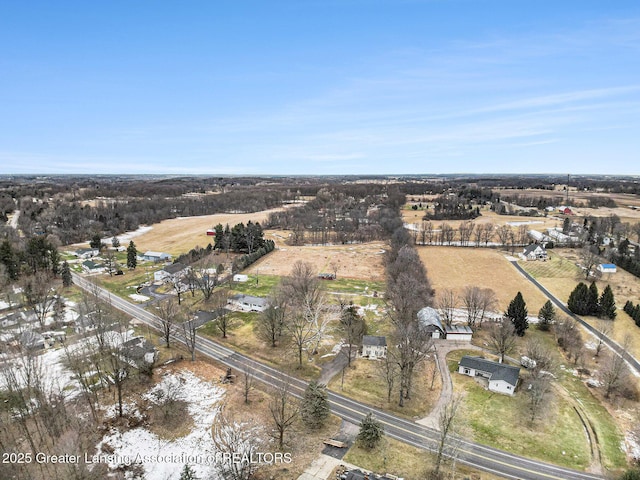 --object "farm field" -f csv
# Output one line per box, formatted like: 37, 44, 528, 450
243, 241, 387, 282
417, 246, 549, 312
99, 207, 288, 256
403, 204, 562, 231
520, 248, 640, 360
